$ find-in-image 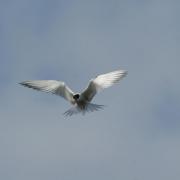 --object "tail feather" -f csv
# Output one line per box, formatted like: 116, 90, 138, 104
63, 103, 105, 117
63, 106, 81, 116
